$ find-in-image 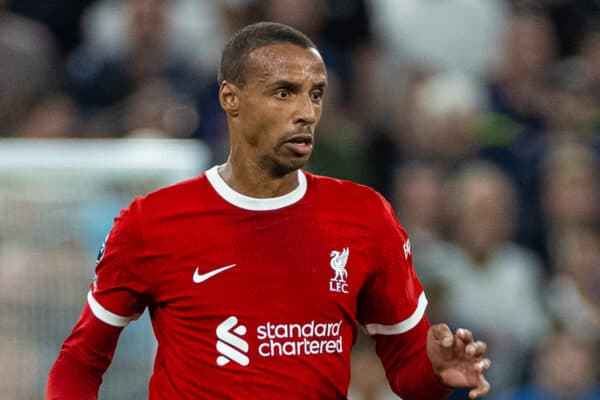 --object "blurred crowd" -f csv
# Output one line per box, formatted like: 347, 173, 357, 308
2, 0, 600, 399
